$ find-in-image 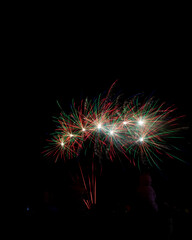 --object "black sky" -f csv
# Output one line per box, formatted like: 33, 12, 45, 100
18, 18, 192, 219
